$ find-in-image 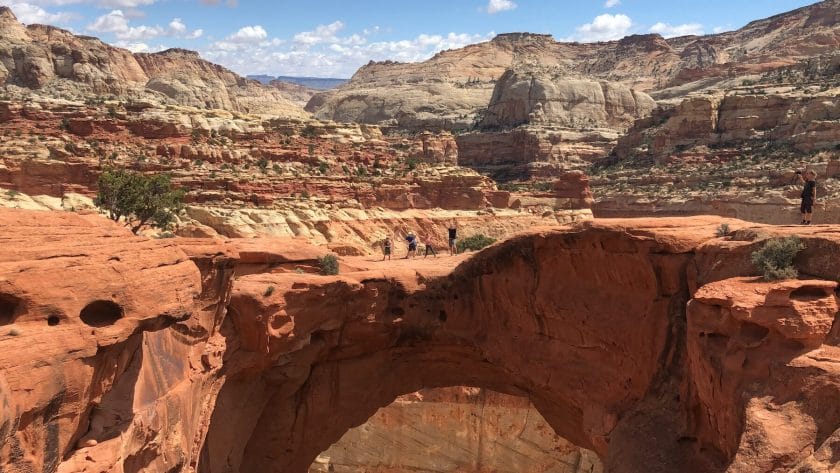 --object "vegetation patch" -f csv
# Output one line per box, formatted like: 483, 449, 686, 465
751, 236, 805, 281
318, 254, 339, 275
457, 234, 497, 253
